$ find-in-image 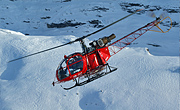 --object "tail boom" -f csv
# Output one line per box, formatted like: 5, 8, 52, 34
108, 19, 160, 56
